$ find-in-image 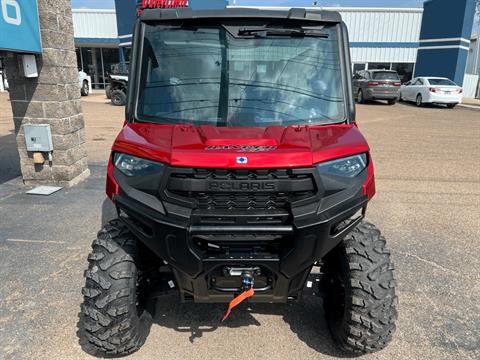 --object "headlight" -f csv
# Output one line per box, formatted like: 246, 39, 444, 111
316, 154, 367, 178
114, 153, 165, 177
